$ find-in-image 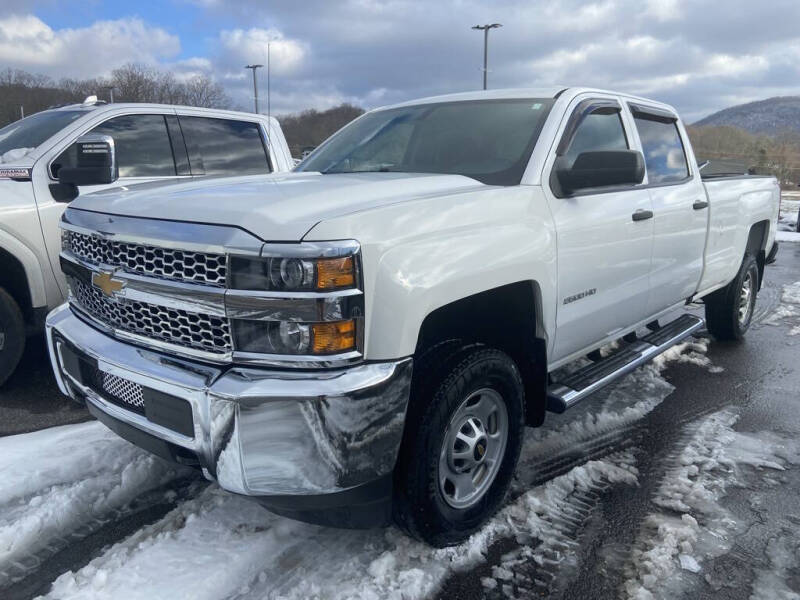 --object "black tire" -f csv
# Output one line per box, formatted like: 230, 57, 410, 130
393, 344, 525, 547
0, 287, 25, 387
704, 253, 759, 341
